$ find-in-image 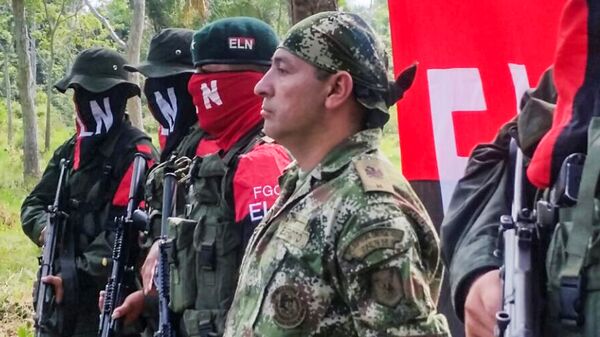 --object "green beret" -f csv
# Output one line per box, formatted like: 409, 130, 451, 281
281, 12, 416, 128
124, 28, 195, 78
191, 17, 278, 67
55, 47, 139, 96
